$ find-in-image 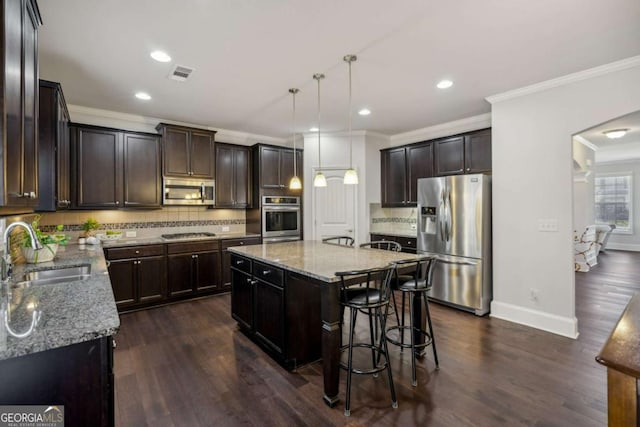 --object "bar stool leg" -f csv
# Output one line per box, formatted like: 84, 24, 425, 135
400, 293, 406, 350
423, 291, 439, 369
368, 308, 378, 376
345, 307, 357, 417
379, 305, 398, 409
408, 291, 417, 387
390, 289, 400, 326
